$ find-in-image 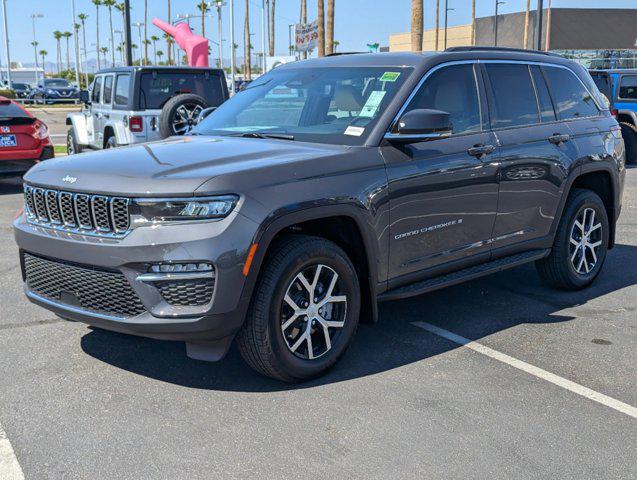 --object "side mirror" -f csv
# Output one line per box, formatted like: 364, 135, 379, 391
196, 106, 217, 124
386, 108, 453, 144
79, 90, 90, 105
